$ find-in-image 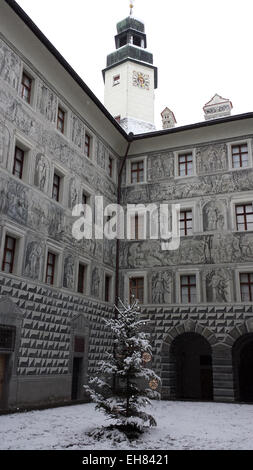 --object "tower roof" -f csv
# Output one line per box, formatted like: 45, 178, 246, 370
103, 11, 158, 88
116, 16, 145, 34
